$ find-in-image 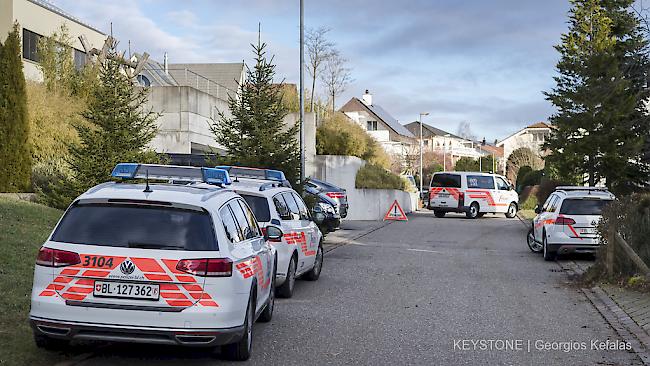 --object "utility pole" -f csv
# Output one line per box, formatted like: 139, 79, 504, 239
299, 0, 305, 183
419, 112, 429, 193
